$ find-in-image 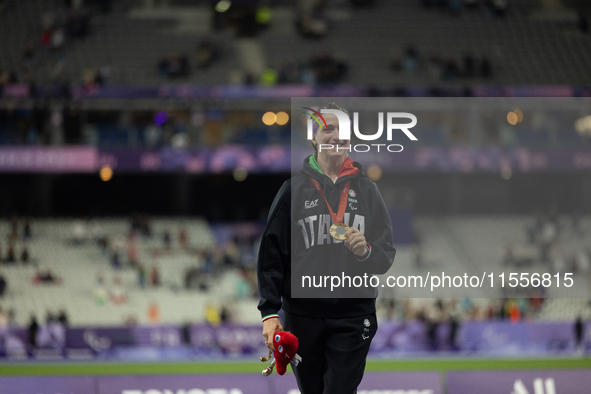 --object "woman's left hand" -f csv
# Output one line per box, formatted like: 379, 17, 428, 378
344, 227, 368, 257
